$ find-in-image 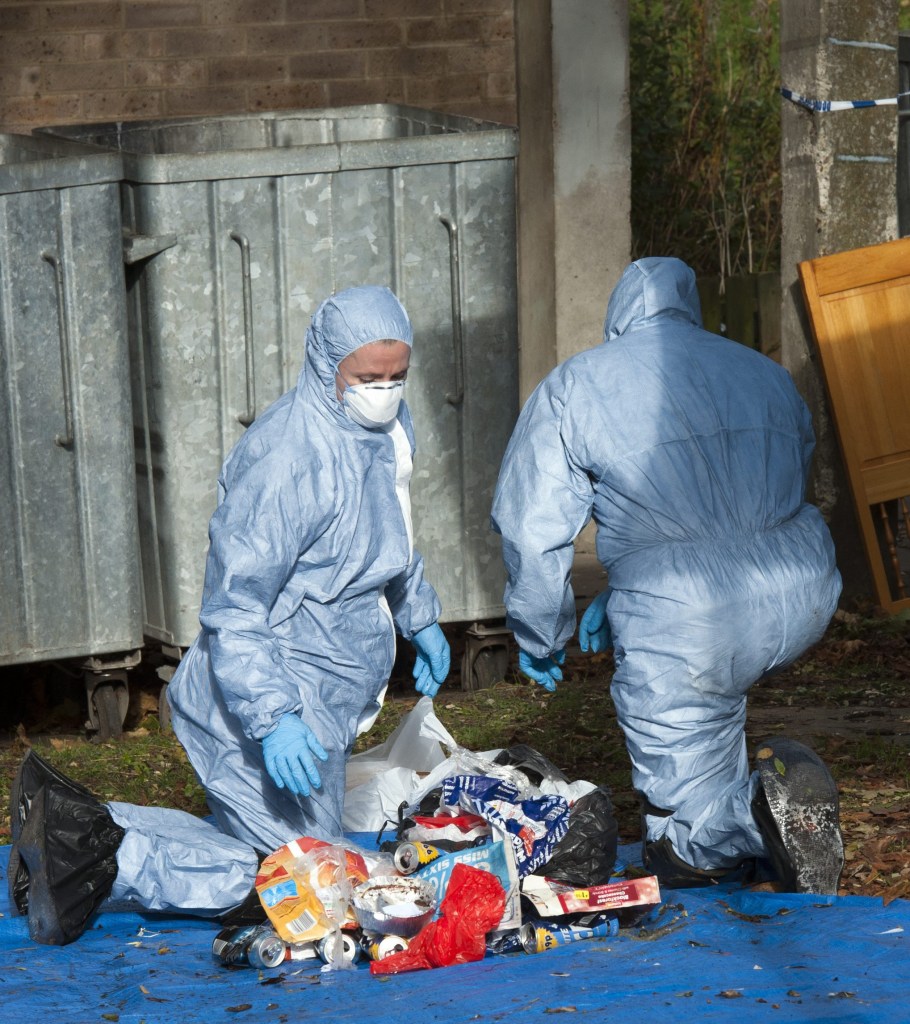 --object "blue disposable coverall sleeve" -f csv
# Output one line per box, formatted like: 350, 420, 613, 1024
491, 376, 594, 659
199, 462, 319, 742
385, 554, 442, 641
